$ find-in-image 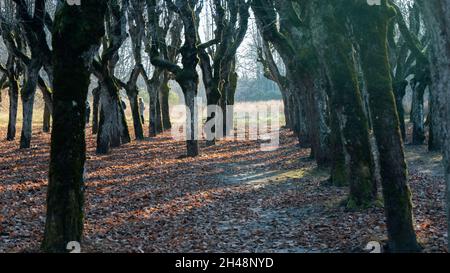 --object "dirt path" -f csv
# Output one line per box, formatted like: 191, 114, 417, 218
0, 127, 448, 253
